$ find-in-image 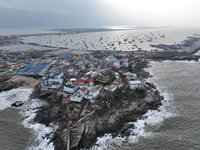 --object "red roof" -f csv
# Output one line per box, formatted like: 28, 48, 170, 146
74, 83, 79, 86
89, 79, 94, 83
114, 80, 124, 85
77, 79, 83, 83
80, 87, 87, 92
96, 84, 103, 89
